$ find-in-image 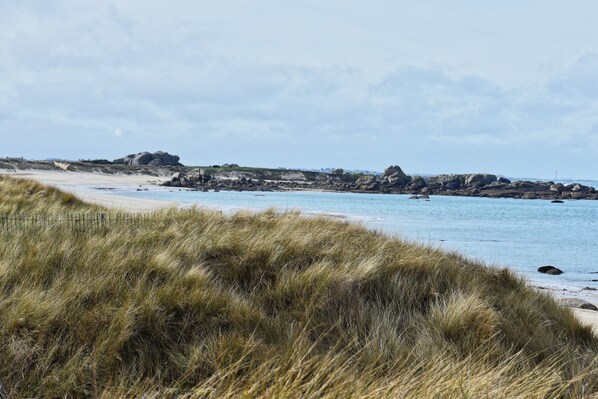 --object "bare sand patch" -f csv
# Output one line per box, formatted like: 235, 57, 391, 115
572, 309, 598, 334
2, 169, 178, 212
